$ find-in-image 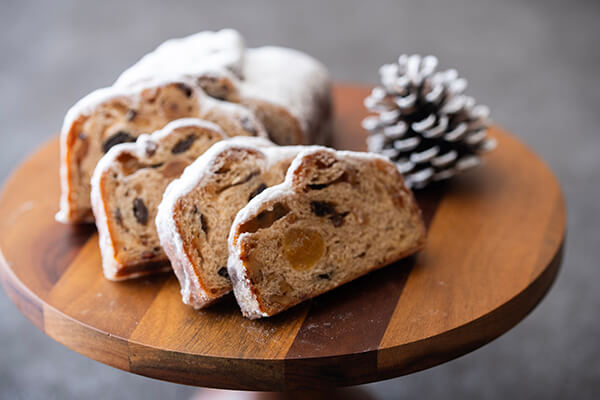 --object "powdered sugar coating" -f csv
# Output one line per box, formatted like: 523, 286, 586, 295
226, 241, 268, 319
133, 118, 225, 159
111, 29, 331, 143
114, 29, 245, 87
240, 47, 330, 136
